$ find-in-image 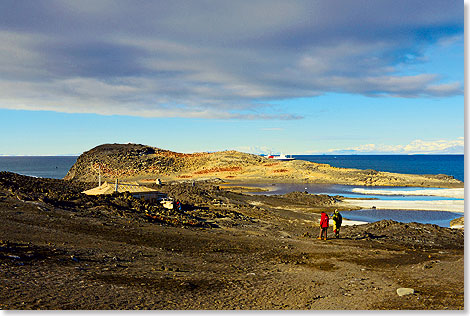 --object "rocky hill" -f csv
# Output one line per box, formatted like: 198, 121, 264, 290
64, 143, 464, 188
